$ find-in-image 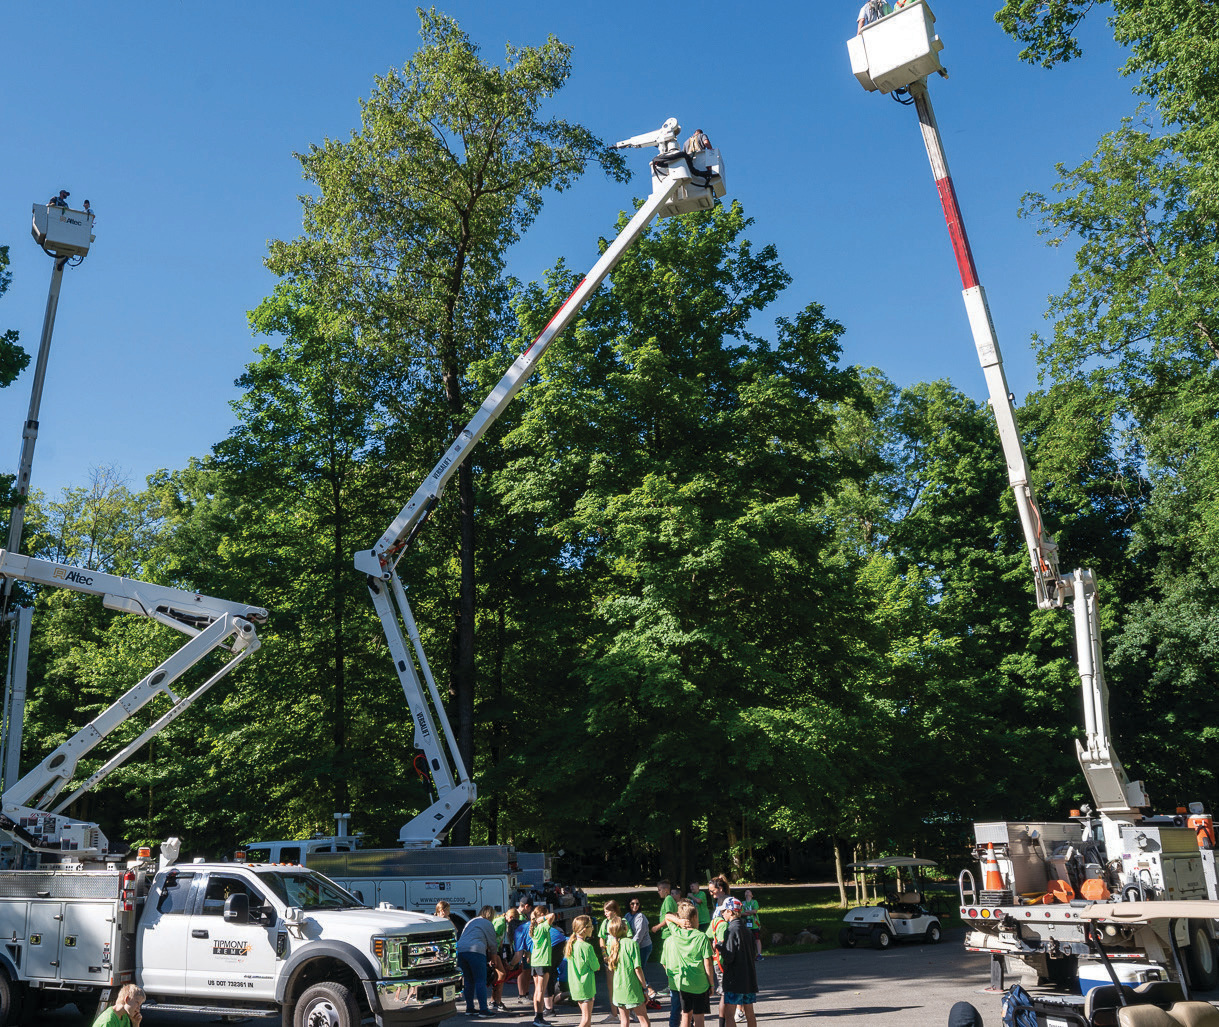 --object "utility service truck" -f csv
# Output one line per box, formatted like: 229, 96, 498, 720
849, 1, 1219, 993
250, 119, 726, 931
0, 844, 460, 1026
